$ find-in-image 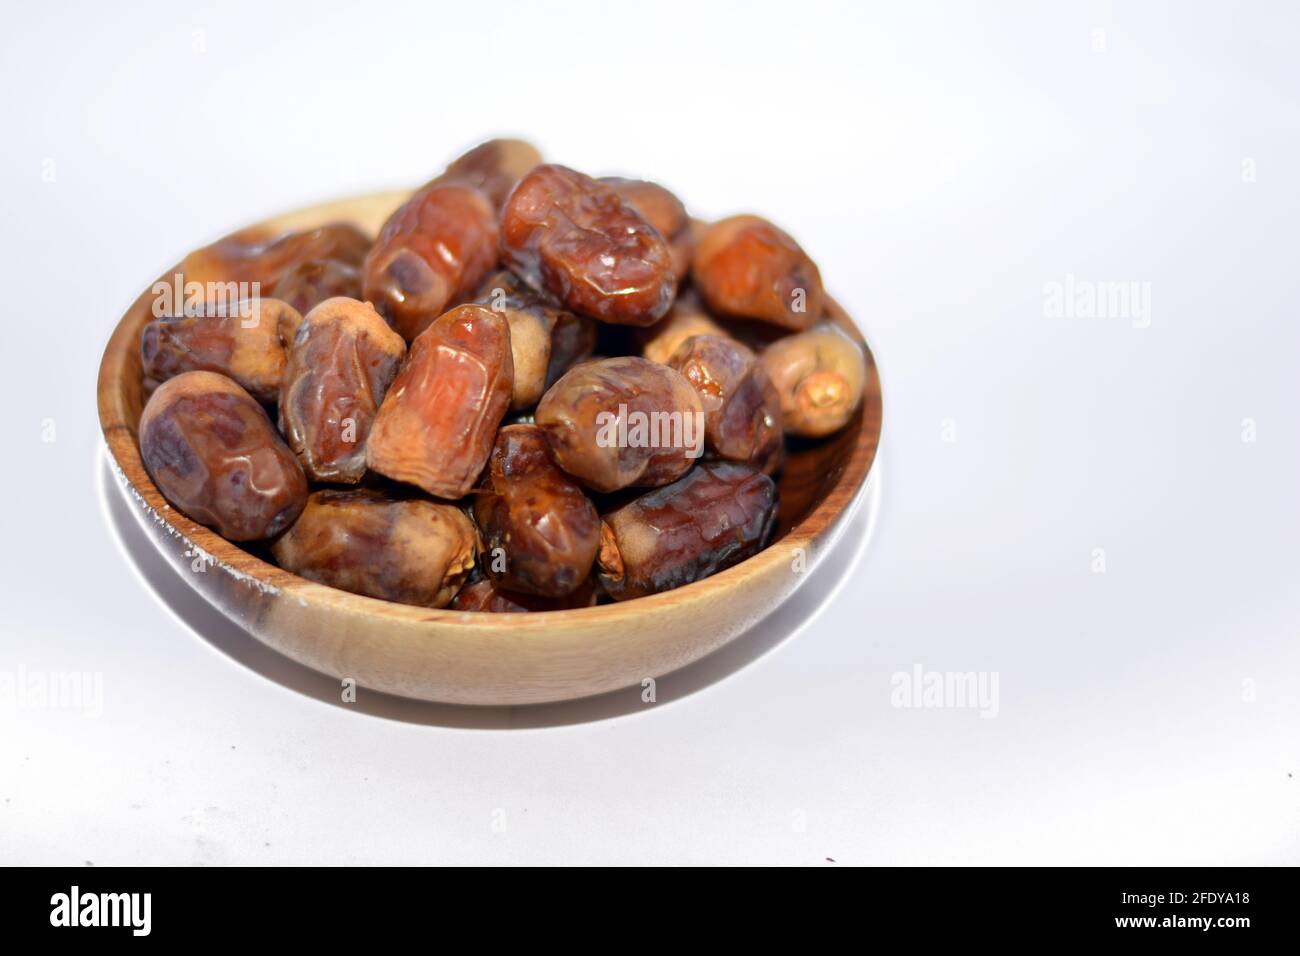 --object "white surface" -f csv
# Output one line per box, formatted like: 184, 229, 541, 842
2, 0, 1298, 865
